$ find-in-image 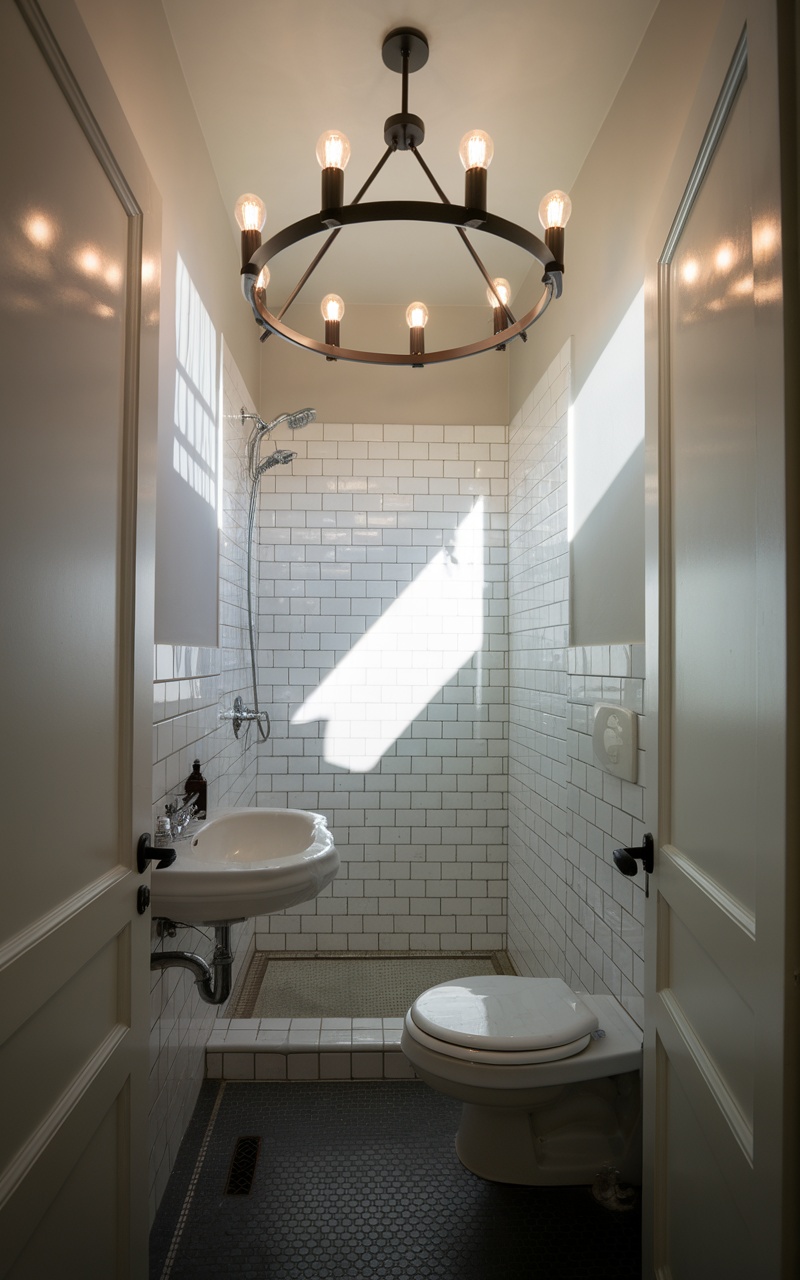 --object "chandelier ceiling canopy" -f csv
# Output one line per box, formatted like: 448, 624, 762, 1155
236, 26, 572, 367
